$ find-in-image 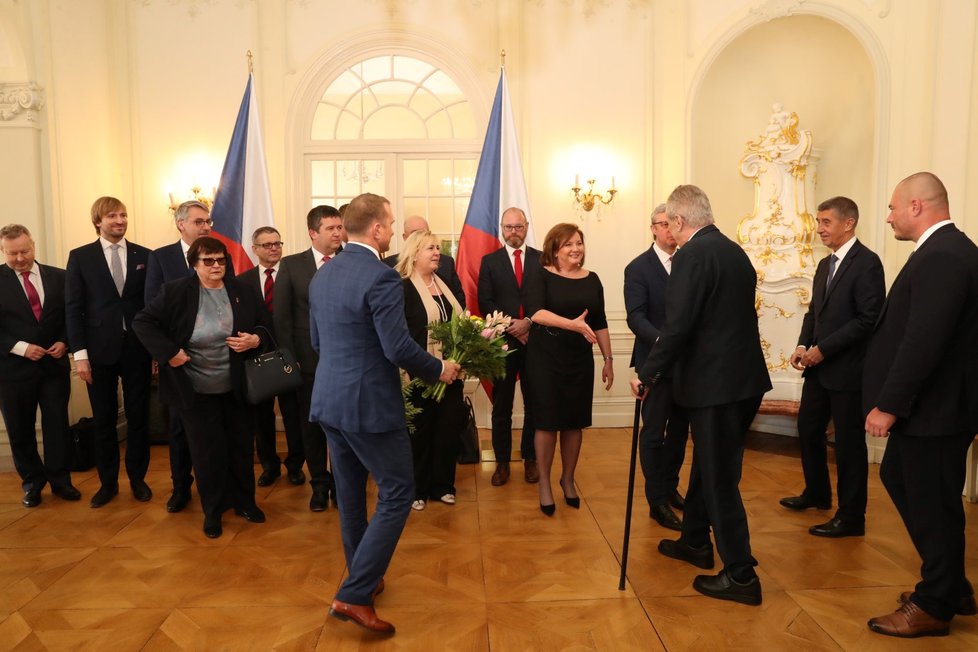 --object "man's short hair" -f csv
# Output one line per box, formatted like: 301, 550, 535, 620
252, 226, 280, 244
307, 205, 340, 232
650, 203, 667, 224
90, 196, 126, 235
174, 200, 210, 224
666, 185, 714, 229
343, 193, 390, 236
817, 196, 859, 225
0, 224, 32, 241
